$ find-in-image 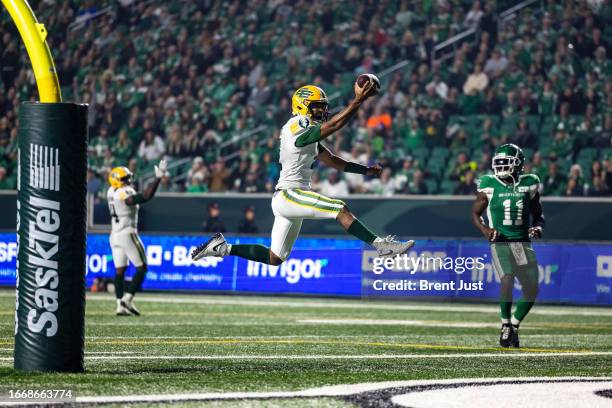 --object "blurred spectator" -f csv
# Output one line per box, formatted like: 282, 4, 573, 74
138, 130, 165, 162
448, 152, 477, 182
366, 107, 393, 131
454, 170, 477, 195
0, 0, 609, 199
593, 115, 612, 148
320, 170, 349, 197
395, 158, 415, 192
203, 202, 226, 233
238, 205, 259, 234
208, 159, 231, 192
606, 159, 612, 194
481, 88, 502, 114
0, 117, 9, 147
483, 49, 508, 79
0, 167, 14, 190
187, 157, 208, 182
114, 130, 133, 163
587, 174, 609, 196
404, 169, 428, 195
240, 171, 264, 193
187, 176, 207, 193
230, 159, 251, 191
464, 1, 484, 28
165, 125, 183, 157
463, 64, 488, 95
405, 120, 426, 150
509, 118, 535, 149
158, 174, 177, 193
369, 168, 396, 197
565, 164, 585, 196
543, 161, 566, 196
552, 130, 574, 158
86, 169, 102, 196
